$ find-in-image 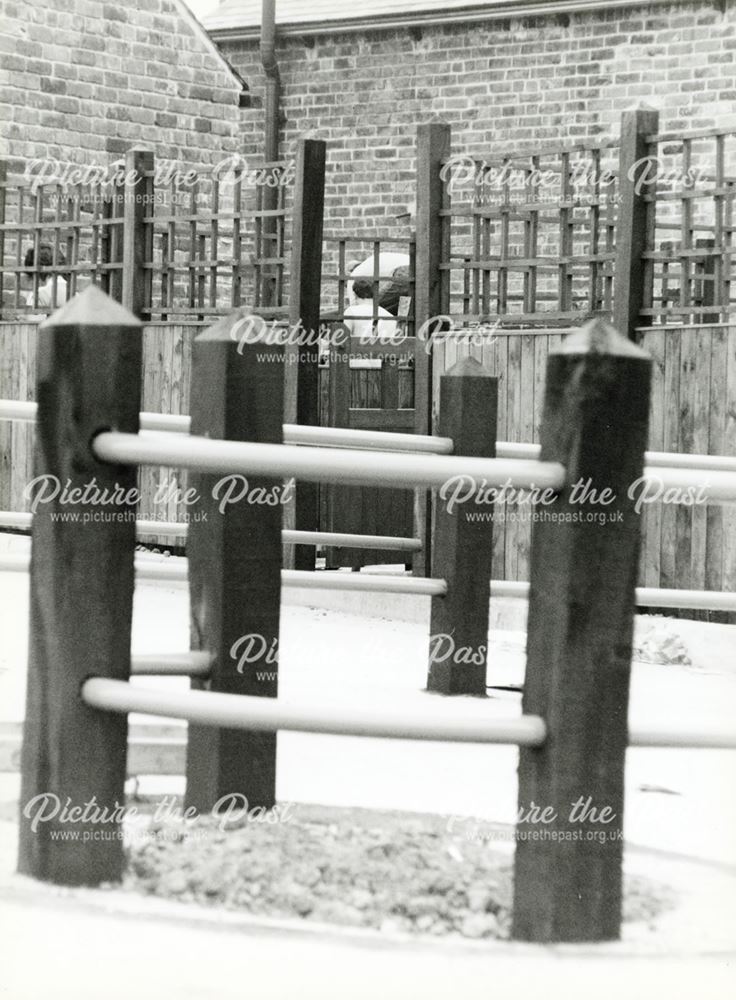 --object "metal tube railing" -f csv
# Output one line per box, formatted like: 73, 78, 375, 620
91, 431, 566, 491
131, 653, 212, 677
284, 529, 422, 552
80, 678, 736, 749
2, 399, 735, 472
627, 723, 736, 749
497, 439, 736, 473
283, 423, 454, 454
489, 579, 736, 612
640, 467, 736, 503
81, 678, 548, 745
282, 569, 446, 596
0, 512, 422, 553
0, 552, 444, 595
2, 553, 734, 610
